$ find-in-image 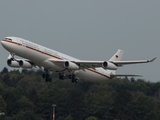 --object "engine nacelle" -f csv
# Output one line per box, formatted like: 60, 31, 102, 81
102, 61, 118, 70
64, 61, 79, 70
19, 60, 33, 68
7, 59, 20, 68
